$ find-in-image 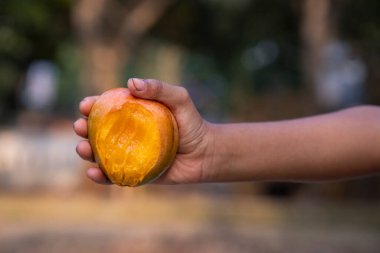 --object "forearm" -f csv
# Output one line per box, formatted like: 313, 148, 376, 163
205, 106, 380, 182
